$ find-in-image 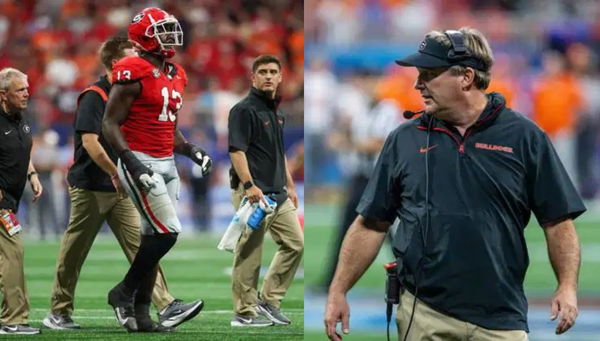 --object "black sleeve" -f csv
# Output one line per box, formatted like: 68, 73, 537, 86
74, 91, 104, 135
356, 130, 400, 224
228, 104, 254, 152
527, 131, 586, 226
